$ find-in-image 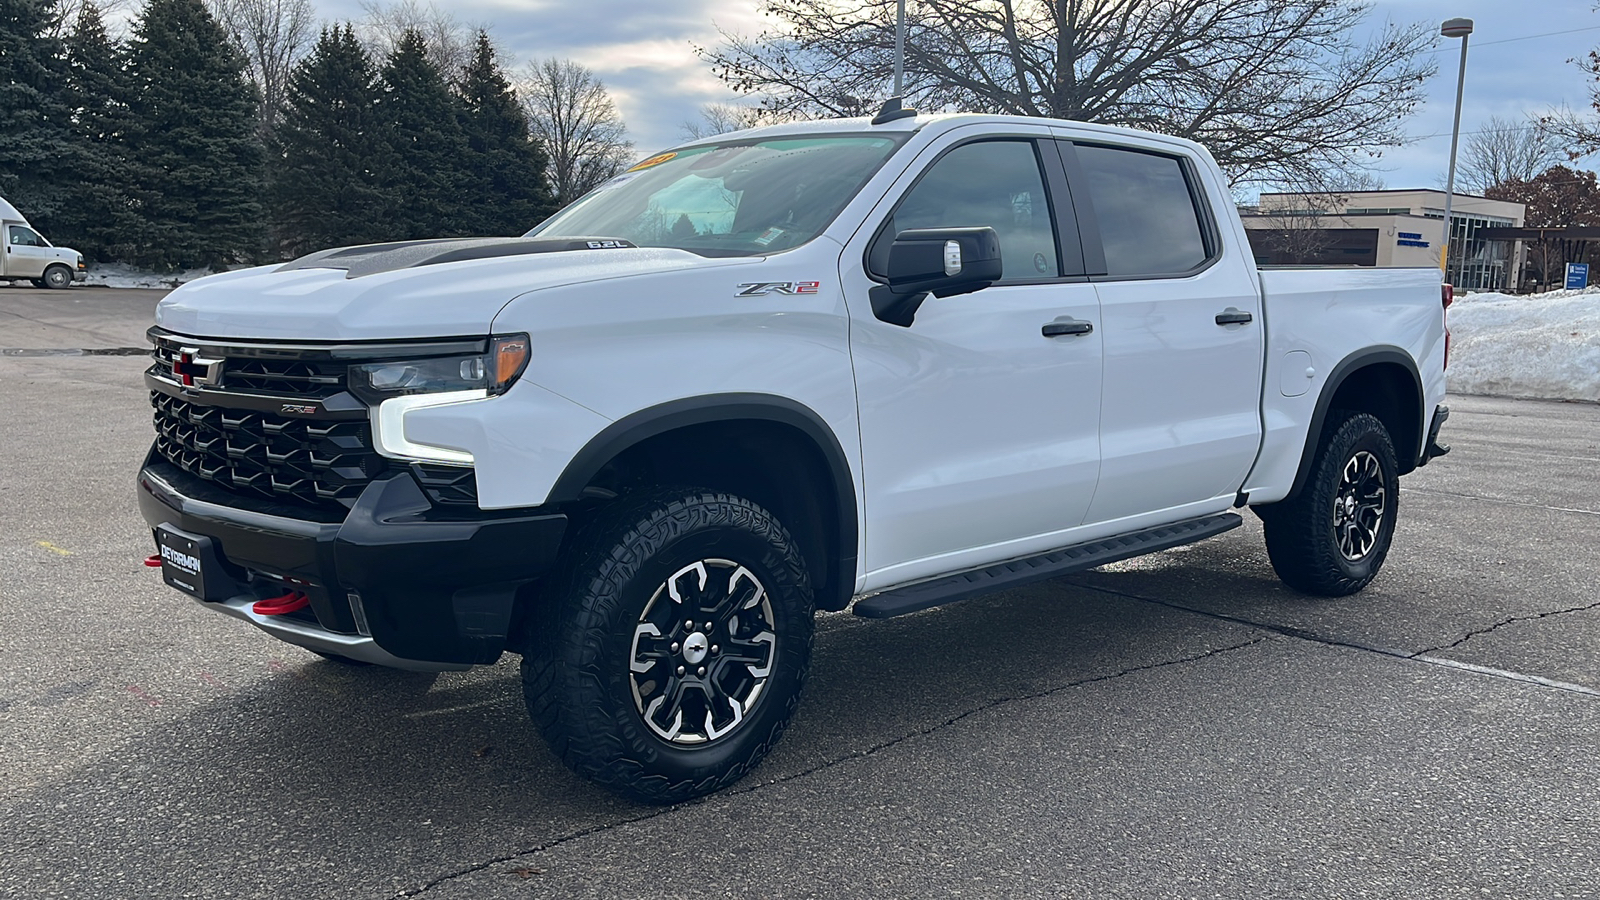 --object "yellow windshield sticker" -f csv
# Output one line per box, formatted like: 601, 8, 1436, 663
628, 152, 677, 172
